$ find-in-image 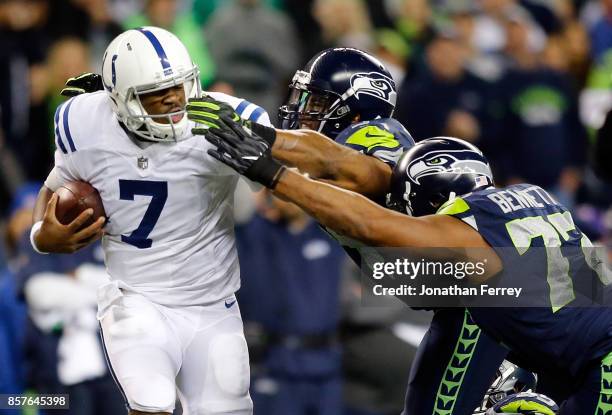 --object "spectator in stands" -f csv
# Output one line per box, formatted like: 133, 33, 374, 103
473, 0, 517, 53
27, 37, 91, 181
588, 0, 612, 62
553, 0, 591, 85
494, 7, 587, 204
205, 0, 300, 120
394, 30, 492, 147
282, 0, 325, 62
444, 2, 507, 82
71, 0, 123, 69
0, 184, 35, 402
124, 0, 216, 87
45, 0, 121, 69
312, 0, 374, 51
237, 191, 346, 415
372, 0, 433, 85
192, 0, 283, 25
0, 0, 49, 181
